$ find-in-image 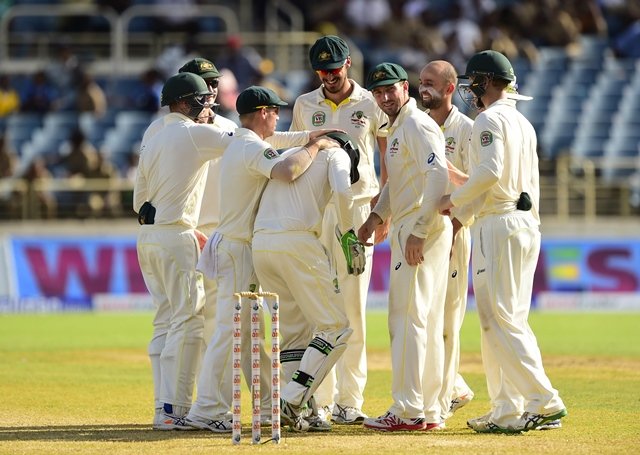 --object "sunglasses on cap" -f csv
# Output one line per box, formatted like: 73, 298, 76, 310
254, 105, 280, 113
